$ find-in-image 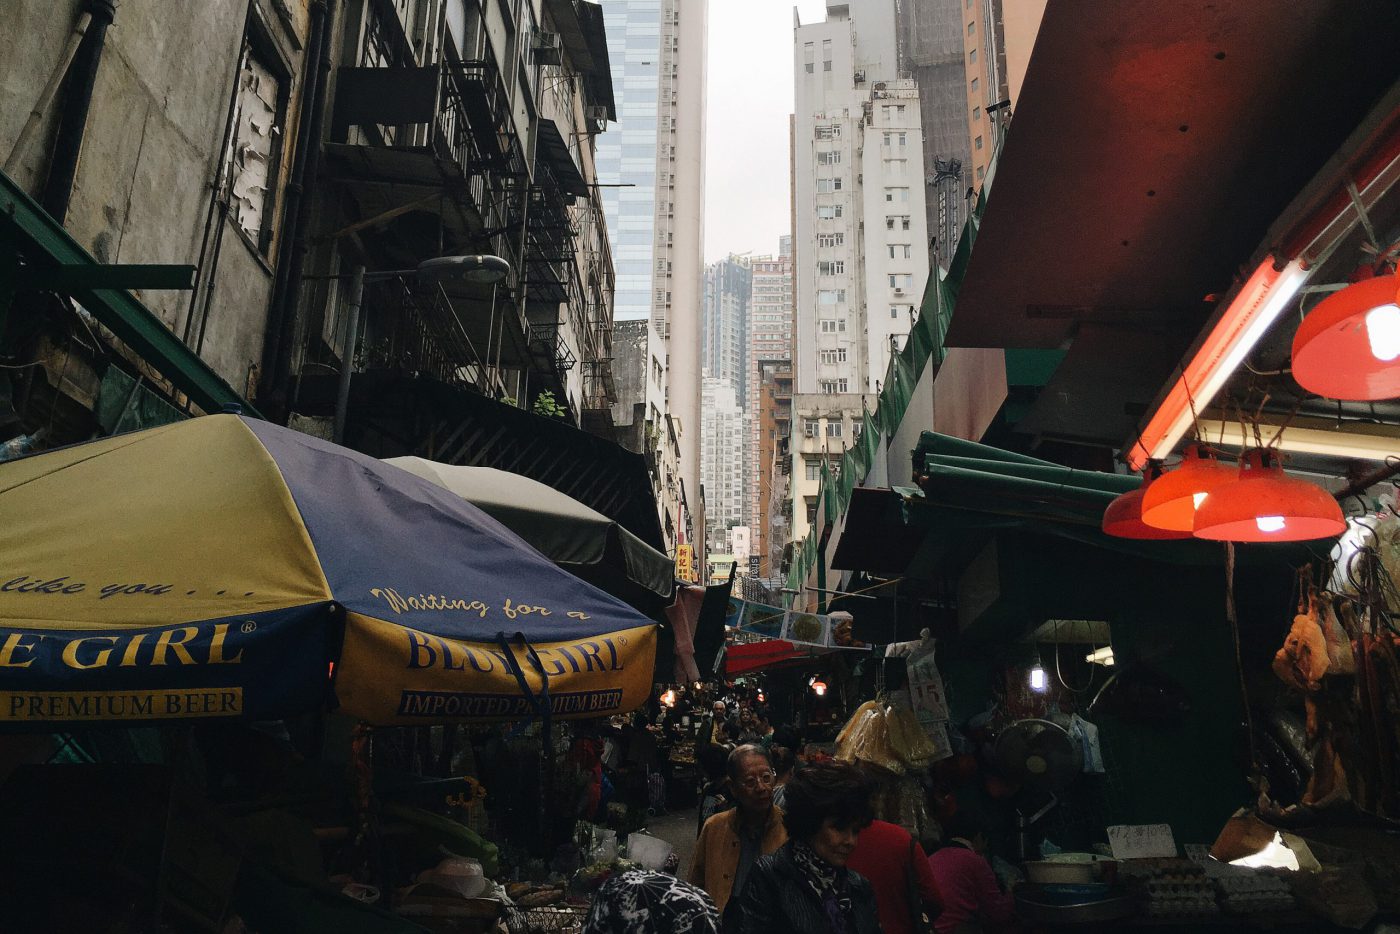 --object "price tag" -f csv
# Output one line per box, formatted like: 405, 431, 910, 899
1107, 823, 1177, 860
